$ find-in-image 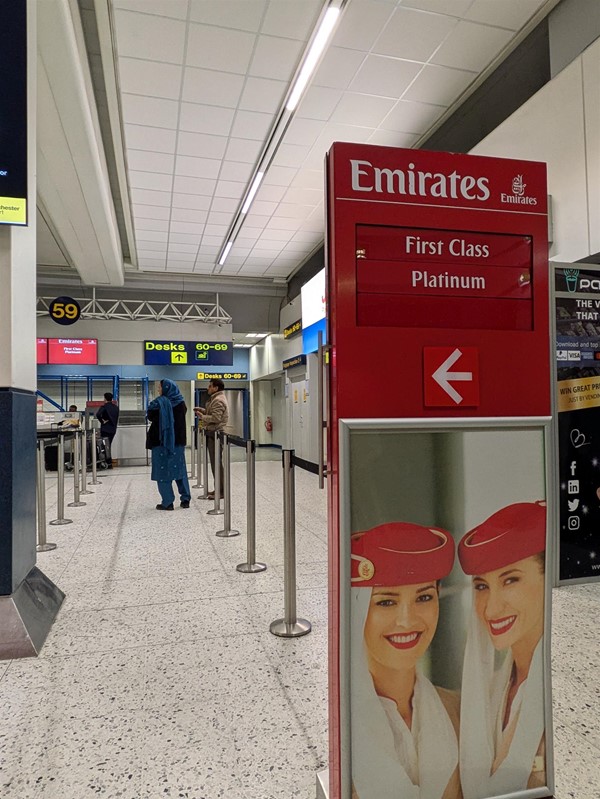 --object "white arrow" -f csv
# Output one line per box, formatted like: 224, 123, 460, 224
432, 348, 472, 404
